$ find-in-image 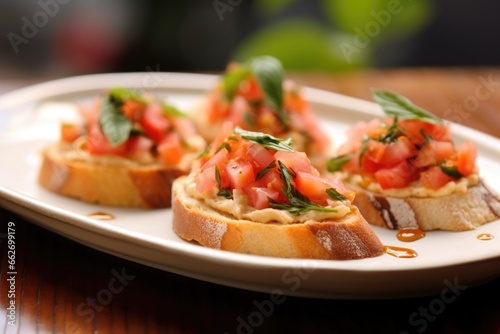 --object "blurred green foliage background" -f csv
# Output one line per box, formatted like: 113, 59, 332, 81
0, 0, 498, 78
